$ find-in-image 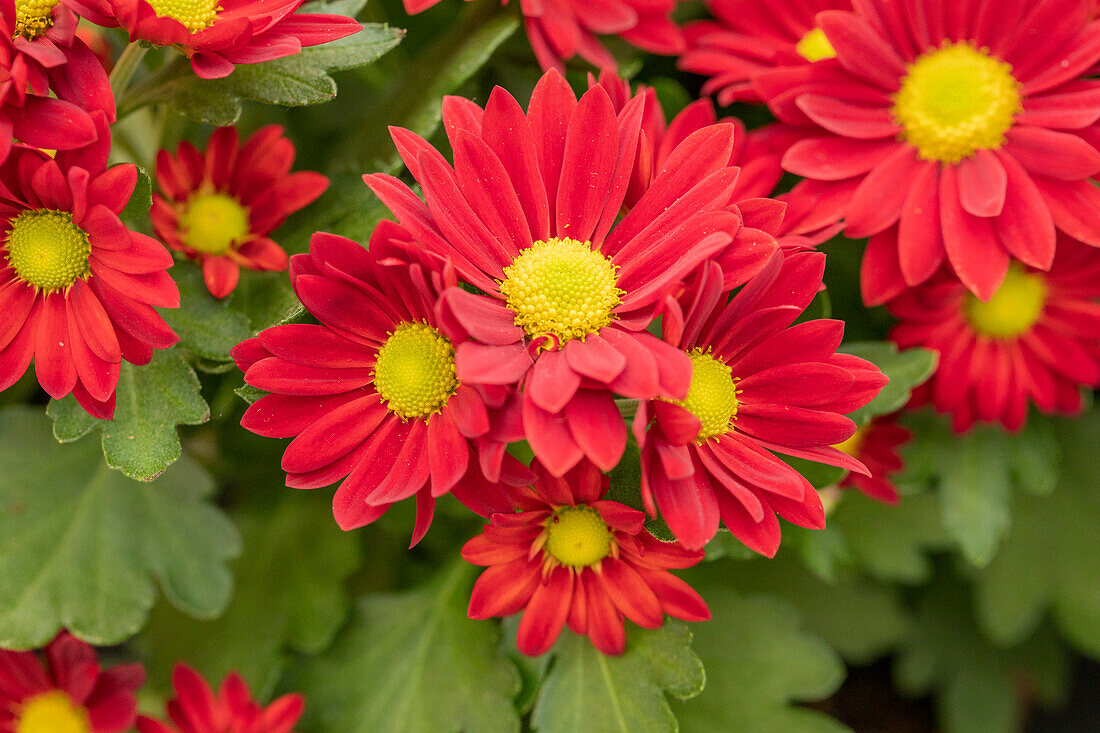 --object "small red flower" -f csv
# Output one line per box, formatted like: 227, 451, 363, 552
834, 414, 910, 504
234, 229, 524, 542
365, 69, 764, 478
0, 122, 180, 418
765, 0, 1100, 304
463, 459, 709, 657
680, 0, 849, 105
67, 0, 360, 79
0, 632, 145, 733
889, 238, 1100, 431
636, 251, 887, 554
136, 665, 302, 733
152, 125, 327, 298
